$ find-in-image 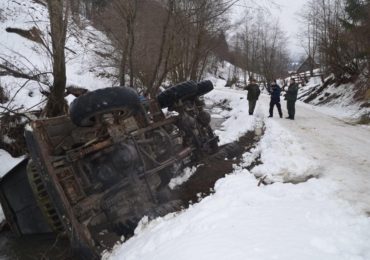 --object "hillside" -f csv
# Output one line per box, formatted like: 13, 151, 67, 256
297, 74, 370, 123
0, 0, 114, 112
